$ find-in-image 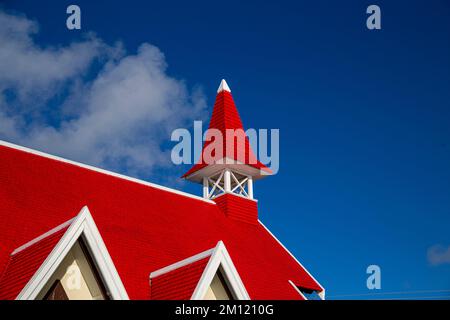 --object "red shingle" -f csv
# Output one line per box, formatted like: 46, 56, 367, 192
0, 143, 322, 299
183, 90, 271, 178
151, 257, 209, 300
0, 223, 69, 299
214, 194, 258, 225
